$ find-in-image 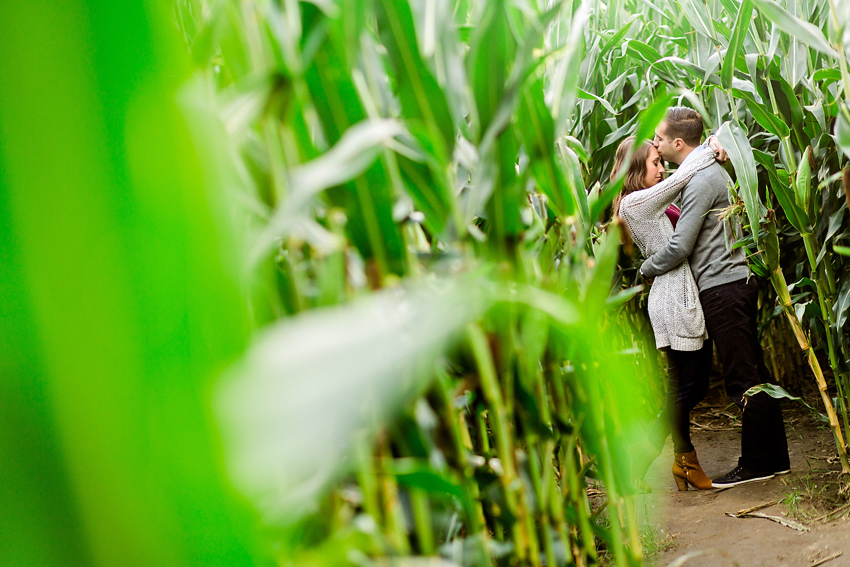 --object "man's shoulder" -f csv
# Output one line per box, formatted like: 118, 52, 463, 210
691, 161, 731, 184
685, 162, 731, 195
